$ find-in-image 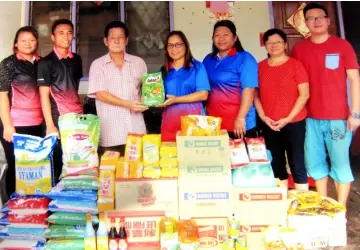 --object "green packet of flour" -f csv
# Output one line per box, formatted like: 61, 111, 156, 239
142, 72, 165, 107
